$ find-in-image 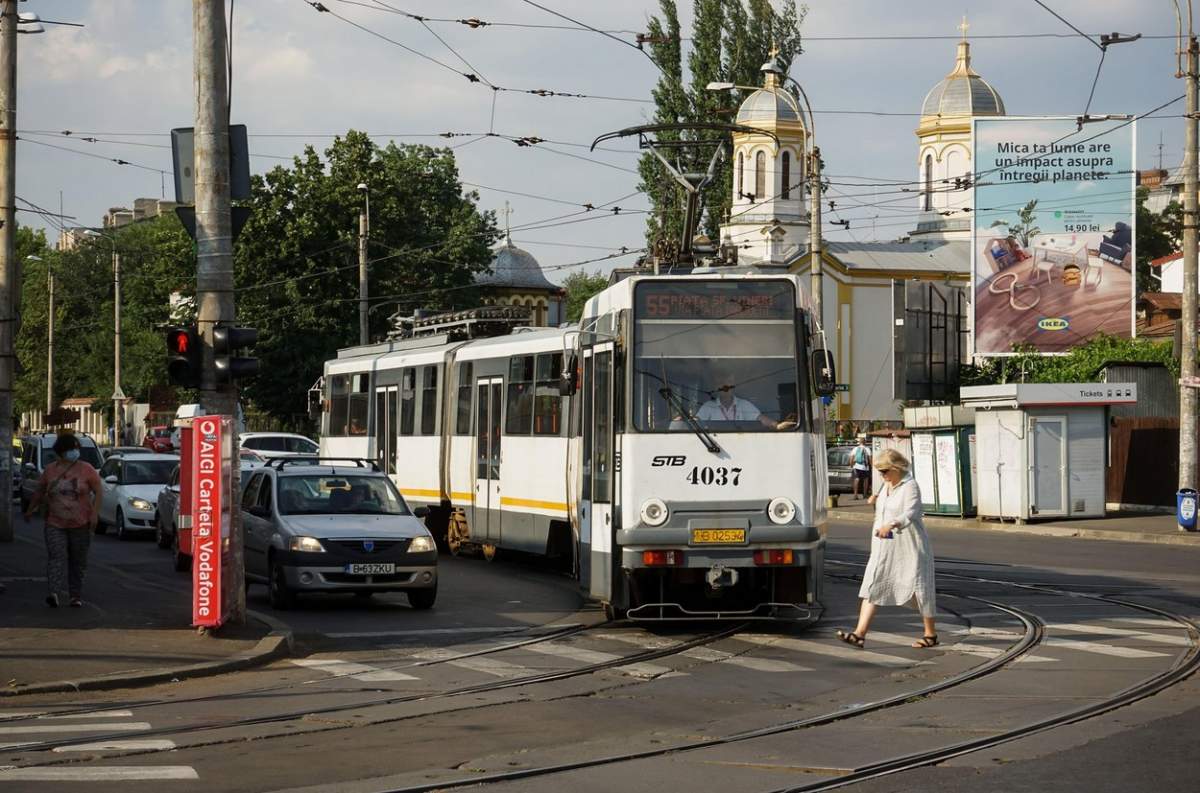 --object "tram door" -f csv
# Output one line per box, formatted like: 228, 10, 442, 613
587, 345, 615, 600
473, 377, 503, 545
1029, 416, 1067, 517
374, 386, 398, 477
